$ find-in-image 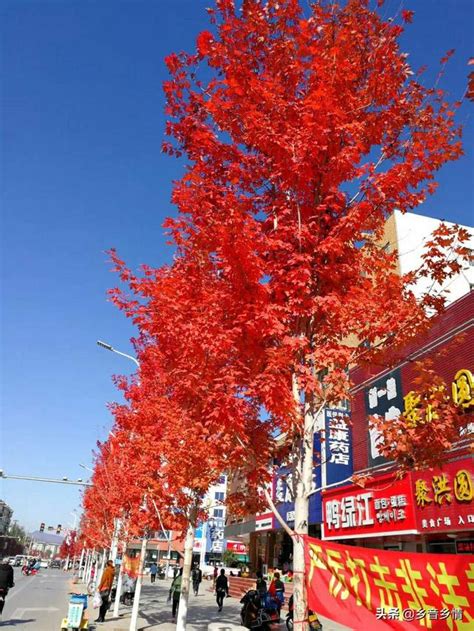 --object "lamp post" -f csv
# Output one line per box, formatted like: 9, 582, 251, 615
97, 340, 140, 367
97, 339, 141, 627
